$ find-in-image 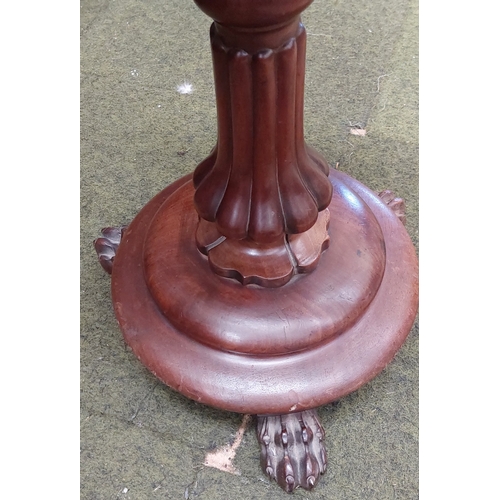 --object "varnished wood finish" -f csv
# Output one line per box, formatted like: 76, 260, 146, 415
379, 189, 407, 225
193, 0, 315, 31
257, 409, 327, 492
111, 168, 418, 414
143, 176, 385, 354
199, 24, 332, 227
195, 209, 331, 287
93, 225, 128, 274
288, 209, 330, 273
191, 7, 332, 285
